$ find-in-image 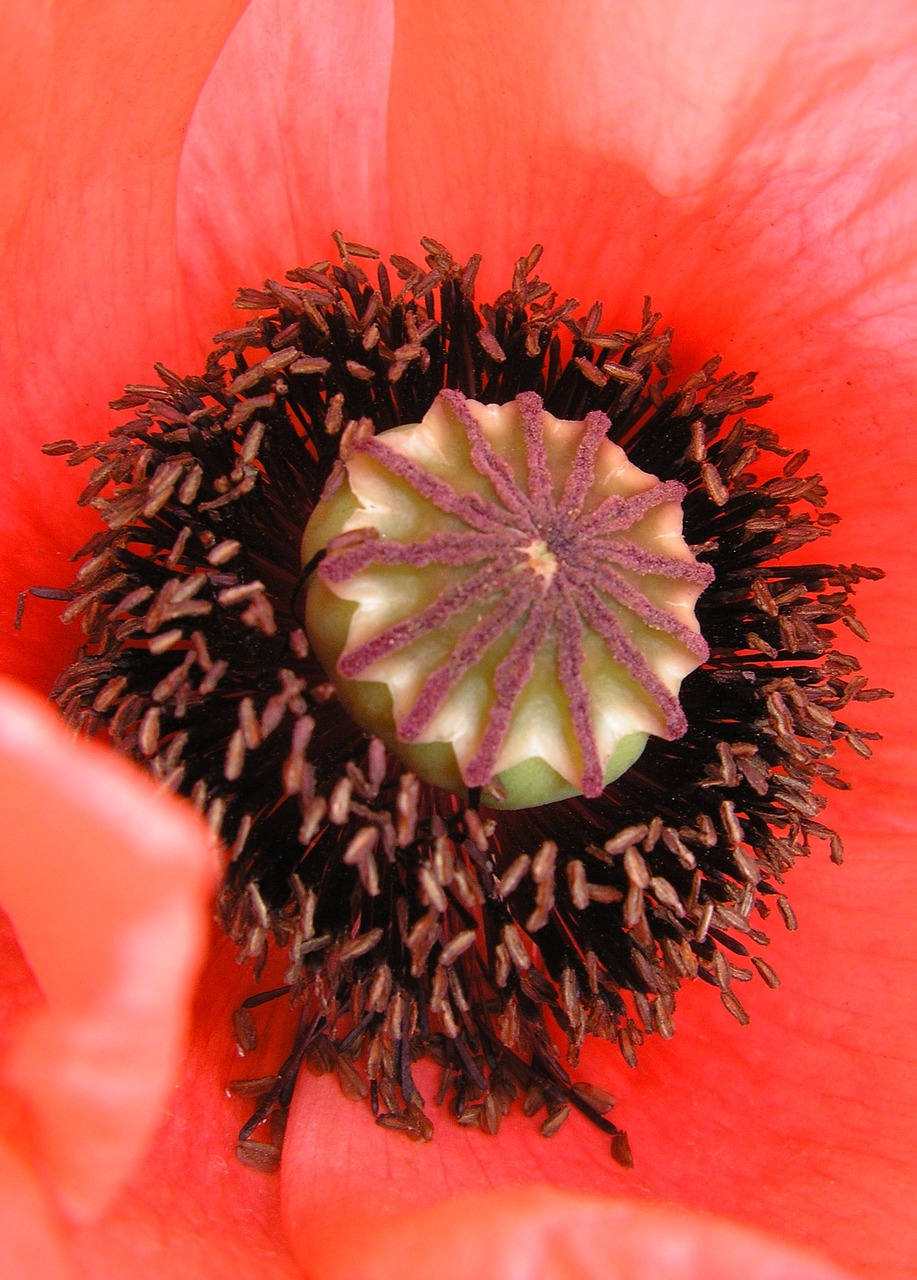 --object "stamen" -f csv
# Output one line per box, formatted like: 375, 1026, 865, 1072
45, 236, 888, 1171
